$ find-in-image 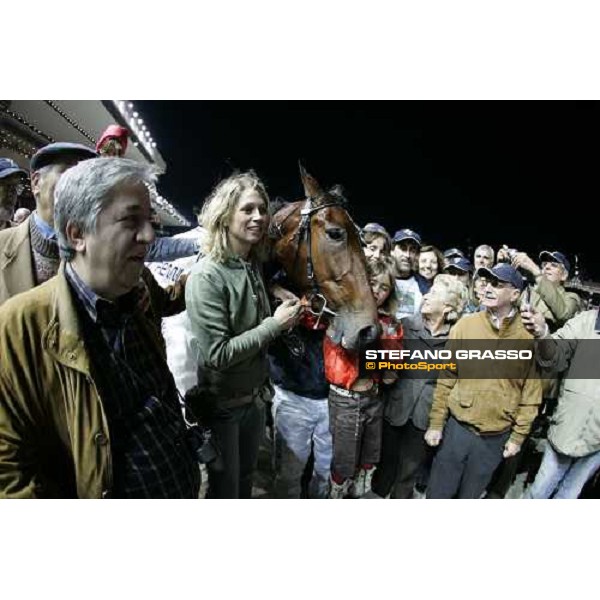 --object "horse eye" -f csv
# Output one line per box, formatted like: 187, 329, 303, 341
326, 228, 345, 241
